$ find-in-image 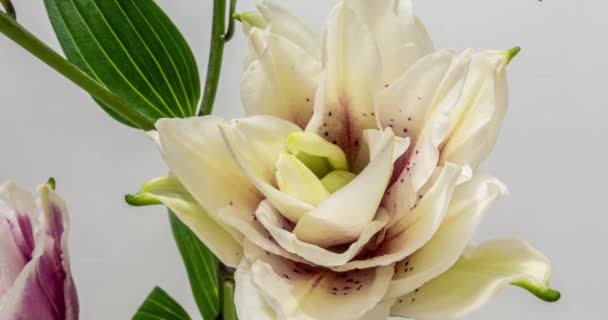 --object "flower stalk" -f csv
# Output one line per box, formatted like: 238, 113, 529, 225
0, 11, 154, 130
199, 0, 237, 116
